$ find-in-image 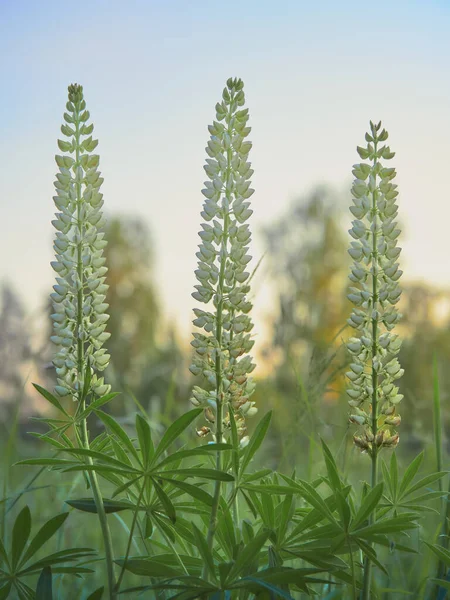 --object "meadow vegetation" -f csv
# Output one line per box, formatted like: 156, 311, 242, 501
1, 78, 450, 600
